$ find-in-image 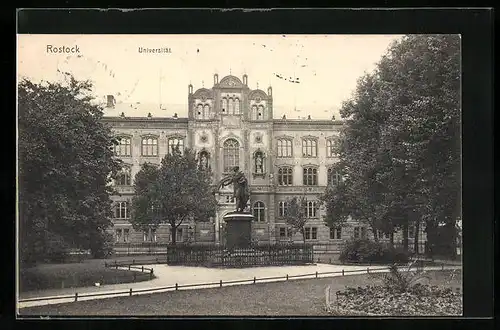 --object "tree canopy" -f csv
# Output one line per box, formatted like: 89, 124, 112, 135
130, 147, 218, 244
321, 35, 461, 255
18, 76, 122, 264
